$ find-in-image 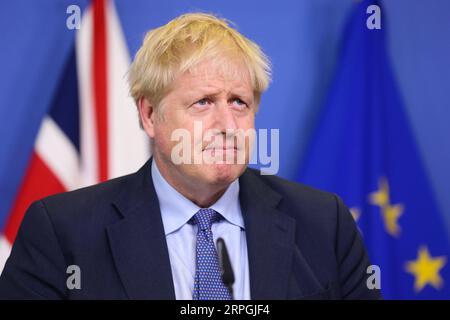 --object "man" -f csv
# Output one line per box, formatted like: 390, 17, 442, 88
0, 13, 380, 299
